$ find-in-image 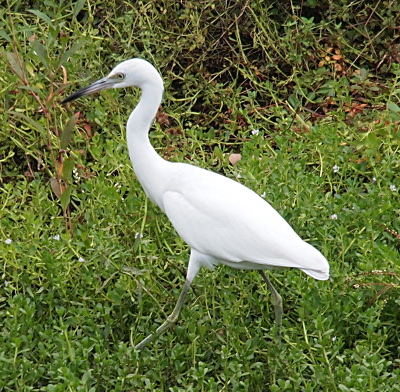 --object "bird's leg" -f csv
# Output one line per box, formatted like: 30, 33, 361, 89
259, 270, 283, 331
135, 279, 192, 350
